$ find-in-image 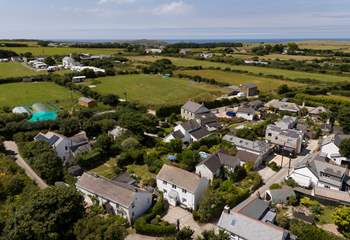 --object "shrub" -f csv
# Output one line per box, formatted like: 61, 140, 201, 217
268, 162, 281, 172
270, 183, 282, 190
